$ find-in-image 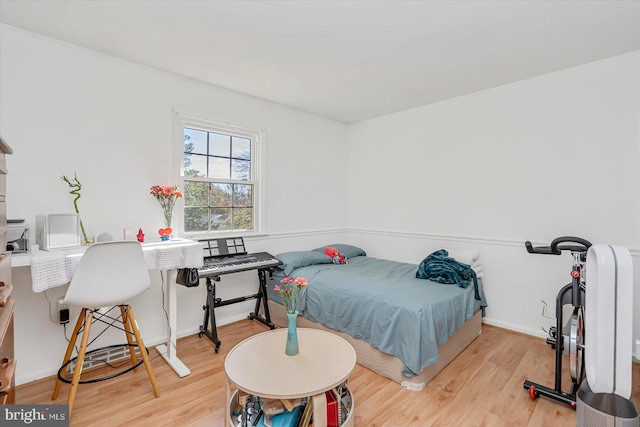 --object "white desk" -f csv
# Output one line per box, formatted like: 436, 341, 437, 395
23, 238, 203, 378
